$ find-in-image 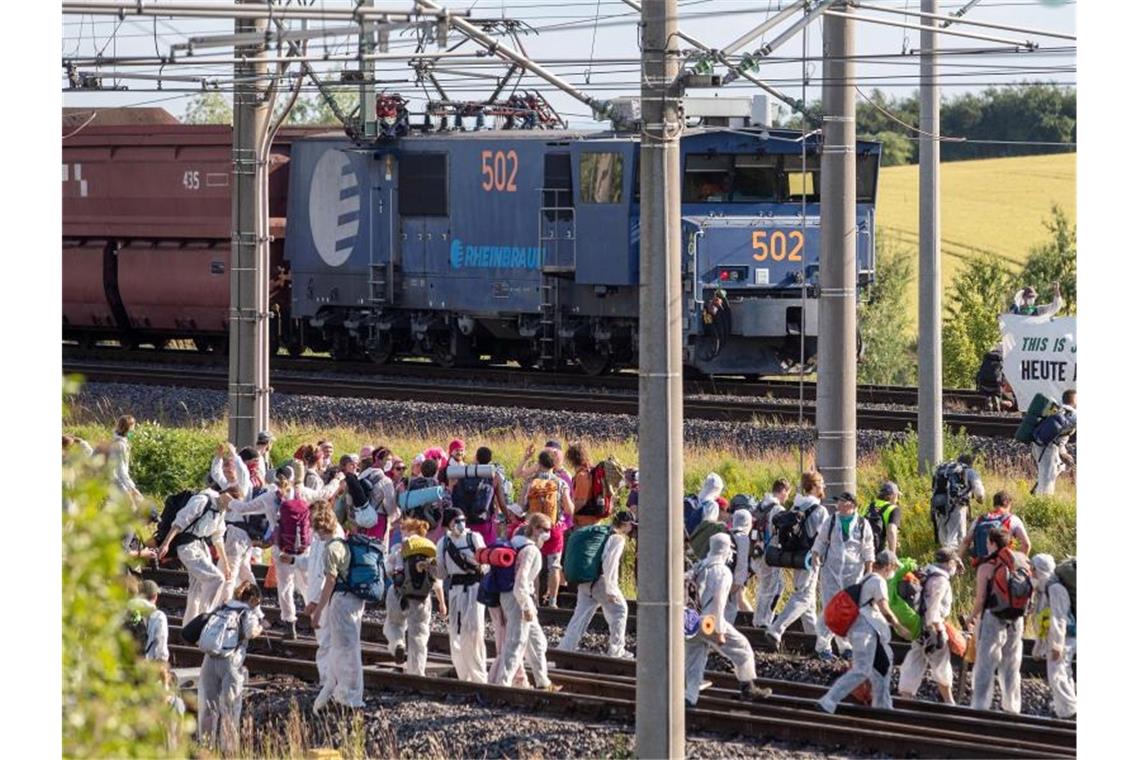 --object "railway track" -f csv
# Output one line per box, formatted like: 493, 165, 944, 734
64, 345, 992, 408
65, 357, 1019, 437
163, 611, 1075, 758
146, 571, 1055, 678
